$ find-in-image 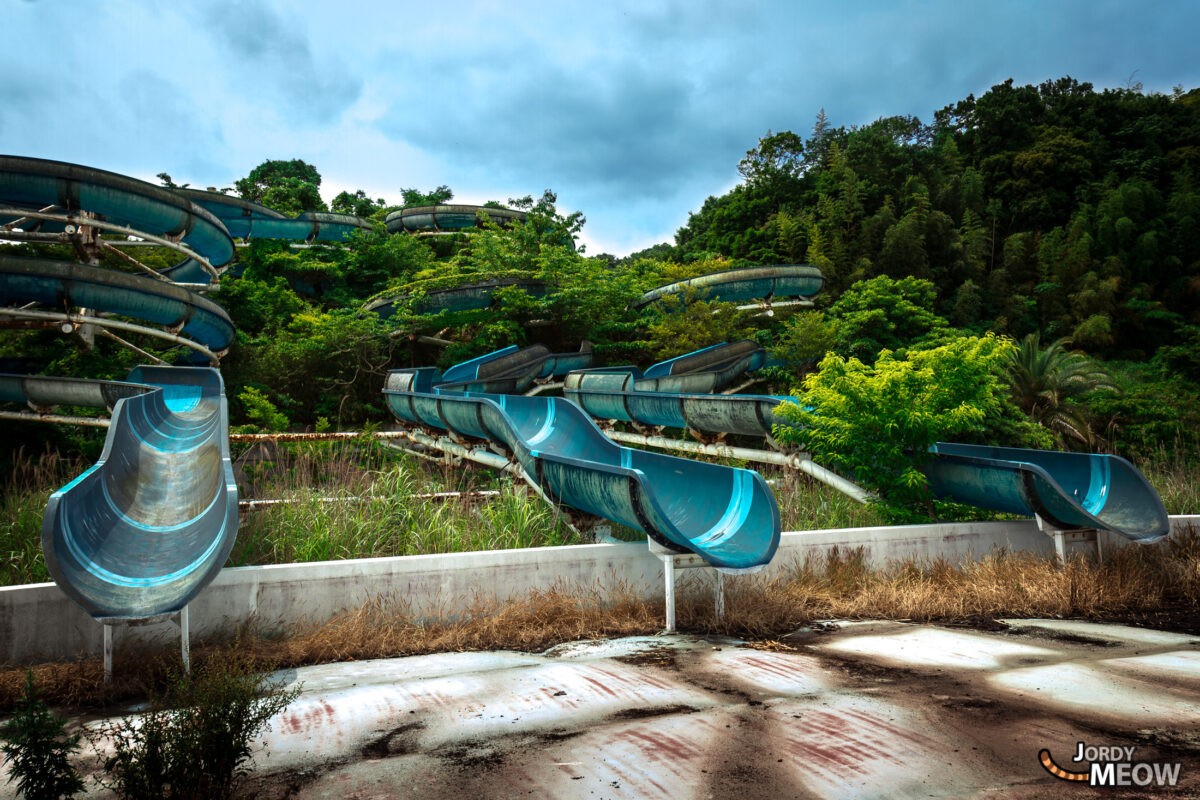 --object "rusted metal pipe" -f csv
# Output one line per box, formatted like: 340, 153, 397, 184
0, 409, 111, 427
229, 430, 412, 443
238, 490, 501, 511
